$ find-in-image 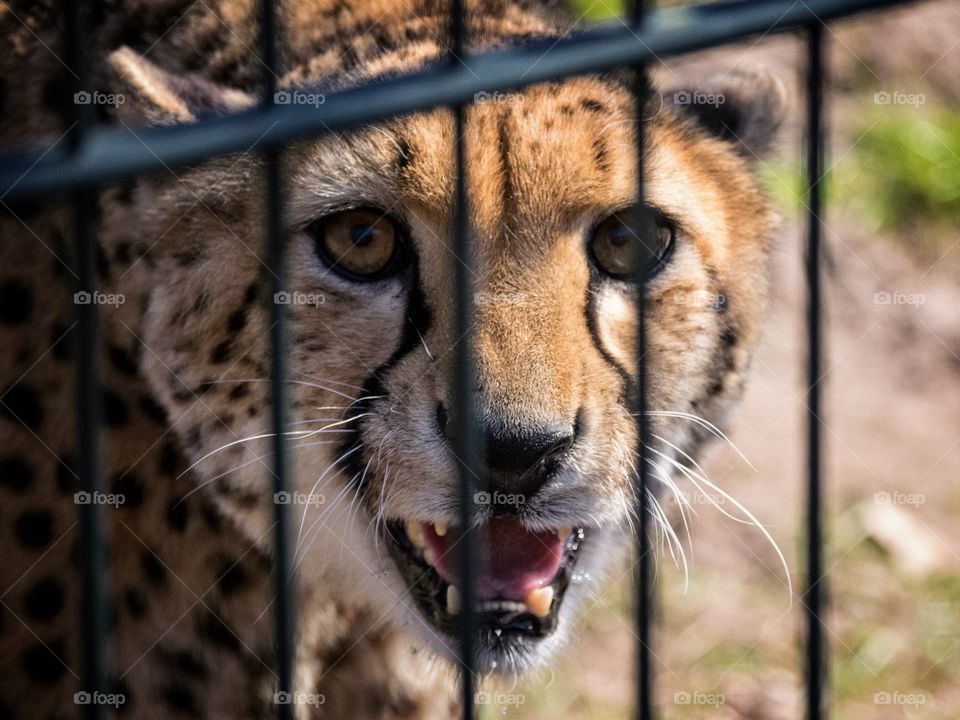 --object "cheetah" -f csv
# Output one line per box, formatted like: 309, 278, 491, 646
0, 0, 785, 717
